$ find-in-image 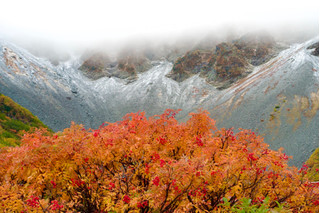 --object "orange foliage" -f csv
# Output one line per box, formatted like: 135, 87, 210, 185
0, 109, 318, 212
